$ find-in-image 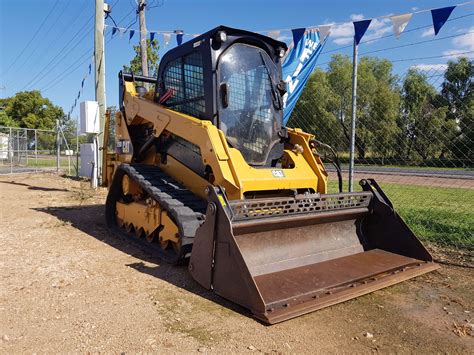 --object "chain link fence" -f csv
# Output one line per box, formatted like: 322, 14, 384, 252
0, 126, 77, 175
289, 54, 473, 251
